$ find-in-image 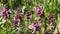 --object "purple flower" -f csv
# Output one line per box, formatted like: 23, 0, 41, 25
34, 6, 44, 17
48, 14, 55, 23
29, 21, 42, 33
13, 13, 21, 27
1, 5, 10, 19
31, 21, 36, 28
25, 11, 31, 19
35, 23, 42, 31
